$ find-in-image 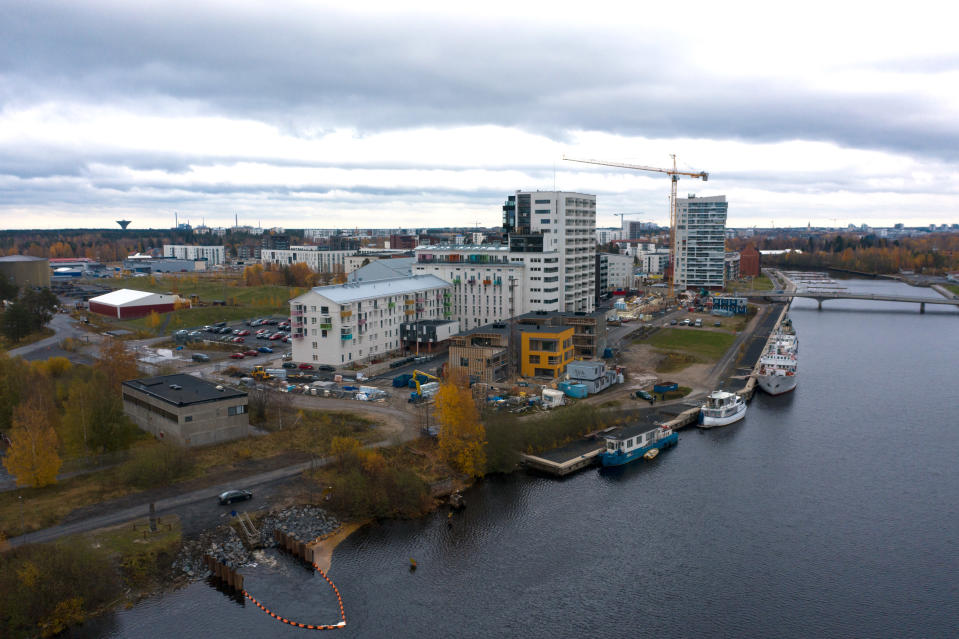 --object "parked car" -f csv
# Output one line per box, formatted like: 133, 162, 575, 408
231, 337, 245, 344
258, 346, 273, 353
282, 336, 290, 343
218, 489, 252, 505
282, 352, 292, 360
282, 362, 298, 369
236, 330, 250, 336
191, 353, 210, 362
670, 319, 678, 325
317, 365, 335, 372
243, 350, 259, 357
203, 325, 215, 332
214, 321, 227, 327
680, 318, 691, 326
714, 321, 722, 327
269, 333, 284, 341
230, 352, 245, 359
217, 326, 233, 334
267, 319, 279, 325
298, 363, 314, 370
633, 389, 654, 401
188, 330, 203, 338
